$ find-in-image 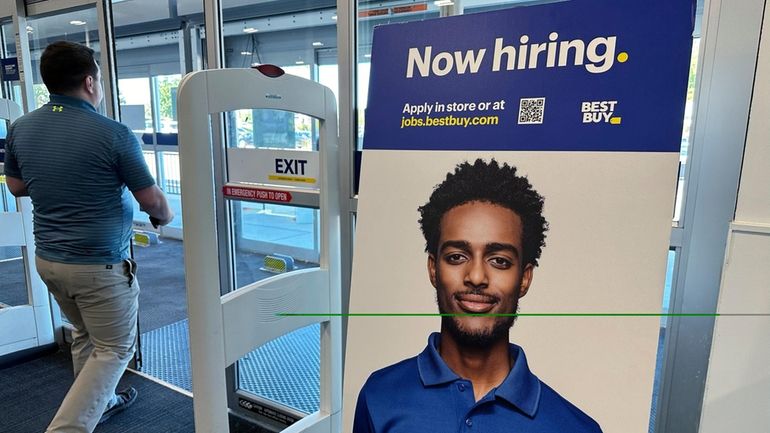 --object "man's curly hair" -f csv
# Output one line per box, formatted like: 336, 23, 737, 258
418, 158, 548, 267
